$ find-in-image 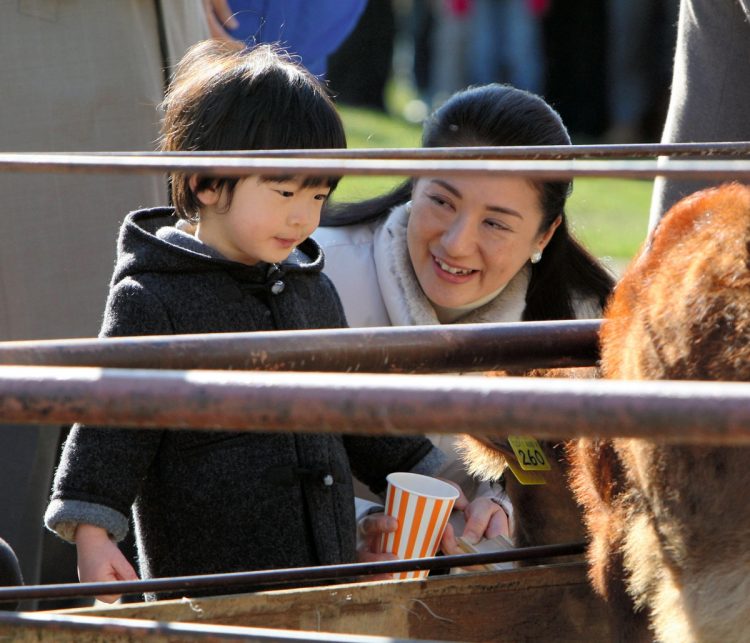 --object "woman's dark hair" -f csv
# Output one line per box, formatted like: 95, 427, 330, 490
160, 40, 346, 221
323, 84, 614, 320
